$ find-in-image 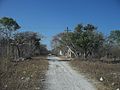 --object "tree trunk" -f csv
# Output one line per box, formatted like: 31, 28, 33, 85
16, 45, 20, 58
